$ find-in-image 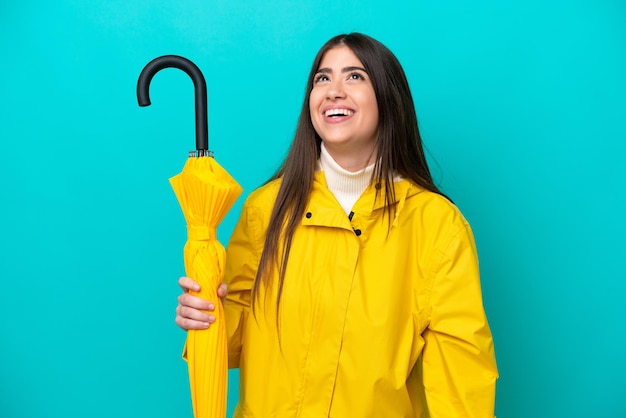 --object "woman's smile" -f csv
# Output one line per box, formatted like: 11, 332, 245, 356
322, 105, 356, 122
